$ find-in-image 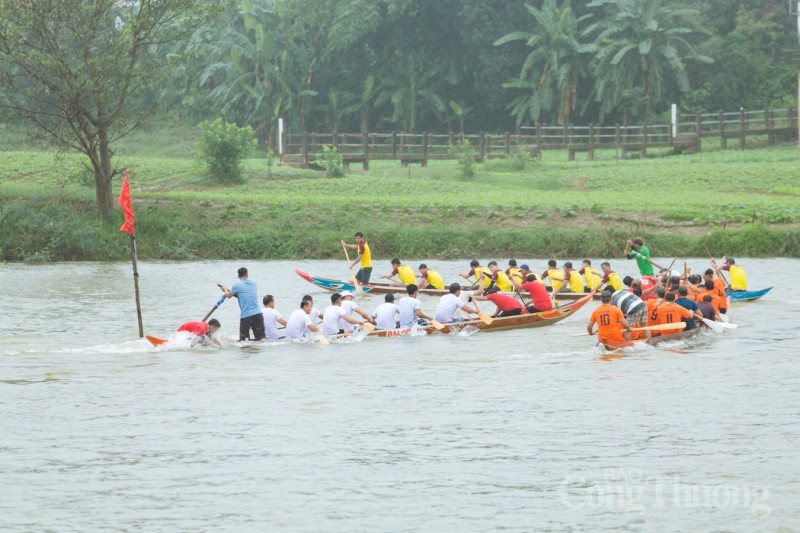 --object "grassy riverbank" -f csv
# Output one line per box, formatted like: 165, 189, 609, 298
1, 132, 799, 261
